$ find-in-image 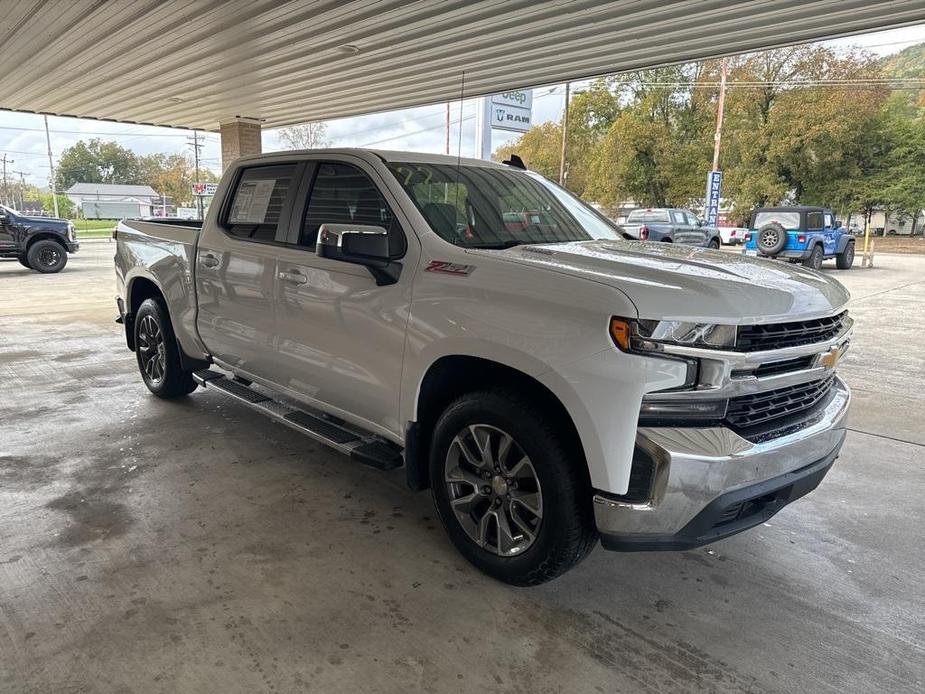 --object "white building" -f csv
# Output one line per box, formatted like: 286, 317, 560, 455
66, 183, 160, 219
